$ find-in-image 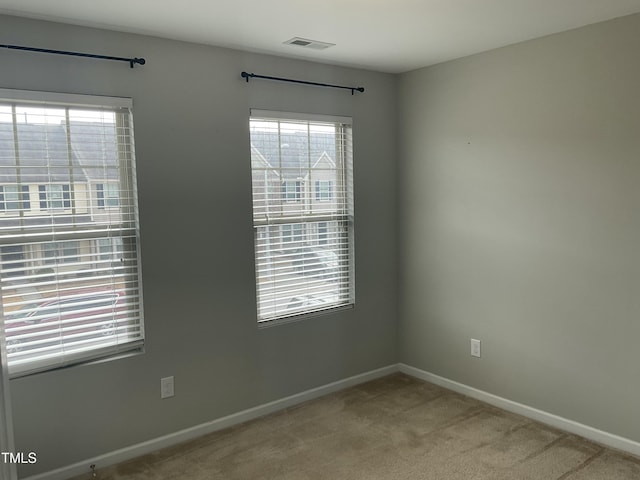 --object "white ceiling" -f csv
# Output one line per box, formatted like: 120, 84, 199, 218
2, 0, 640, 73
